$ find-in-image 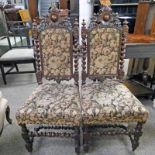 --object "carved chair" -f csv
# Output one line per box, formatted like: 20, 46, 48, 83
16, 10, 81, 154
81, 6, 149, 152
